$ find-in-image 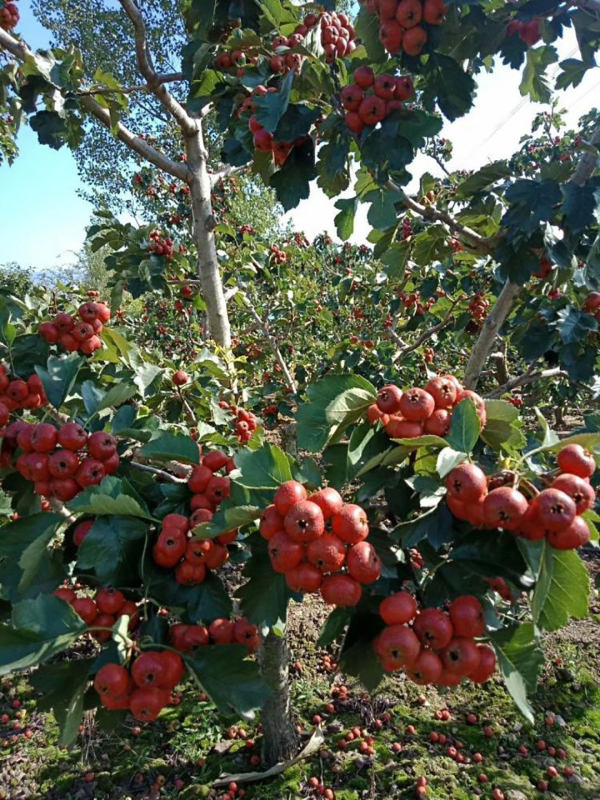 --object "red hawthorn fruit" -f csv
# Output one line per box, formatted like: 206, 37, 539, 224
273, 480, 308, 516
441, 637, 480, 676
395, 75, 414, 101
153, 529, 187, 567
346, 541, 382, 584
87, 431, 117, 460
341, 84, 364, 111
205, 475, 231, 504
93, 612, 116, 642
173, 370, 189, 386
54, 312, 75, 333
285, 561, 323, 593
424, 377, 457, 409
469, 644, 497, 683
268, 531, 304, 573
284, 500, 325, 543
396, 0, 423, 28
345, 111, 364, 134
306, 533, 346, 573
375, 625, 421, 670
131, 651, 168, 688
547, 516, 590, 550
79, 302, 100, 323
96, 588, 125, 615
446, 463, 487, 502
424, 409, 451, 436
209, 618, 235, 644
54, 586, 76, 603
353, 66, 375, 88
374, 74, 396, 100
551, 473, 595, 514
75, 458, 106, 488
31, 423, 58, 453
358, 95, 386, 126
58, 422, 88, 451
331, 503, 369, 544
185, 538, 212, 565
259, 504, 283, 539
402, 25, 427, 56
557, 443, 596, 479
385, 416, 424, 439
399, 388, 435, 421
455, 389, 486, 426
72, 597, 98, 625
188, 464, 213, 494
39, 321, 59, 342
202, 450, 229, 472
175, 560, 207, 585
413, 608, 454, 650
160, 651, 185, 689
377, 384, 403, 414
407, 650, 443, 685
94, 663, 131, 697
482, 487, 528, 531
320, 574, 362, 606
129, 687, 170, 722
449, 596, 485, 638
534, 488, 576, 532
379, 592, 418, 625
47, 449, 79, 478
308, 487, 344, 519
